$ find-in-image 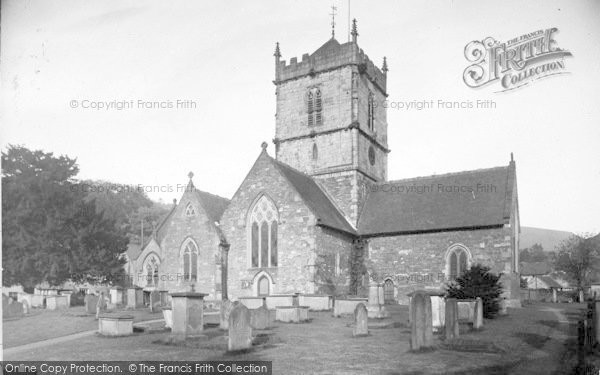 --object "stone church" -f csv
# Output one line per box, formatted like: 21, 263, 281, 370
127, 23, 521, 307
